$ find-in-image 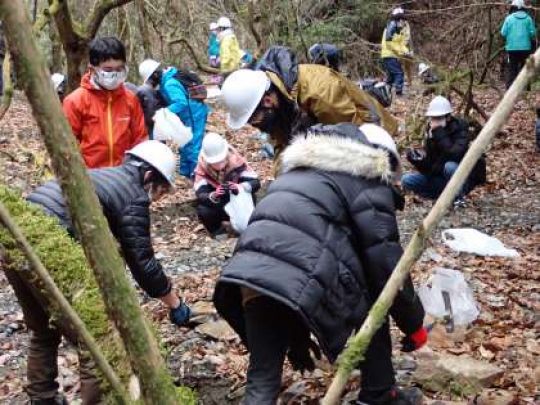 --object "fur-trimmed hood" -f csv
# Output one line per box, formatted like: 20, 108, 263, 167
279, 130, 396, 182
